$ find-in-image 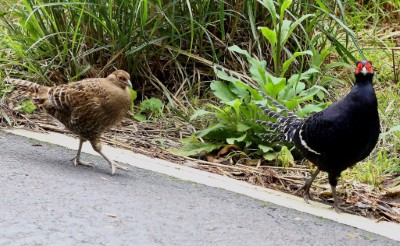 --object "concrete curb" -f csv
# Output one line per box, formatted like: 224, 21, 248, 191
4, 128, 400, 241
